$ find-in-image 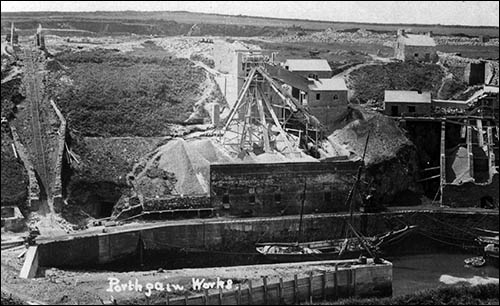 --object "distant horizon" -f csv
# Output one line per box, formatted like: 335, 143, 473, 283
2, 9, 500, 29
1, 1, 499, 27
